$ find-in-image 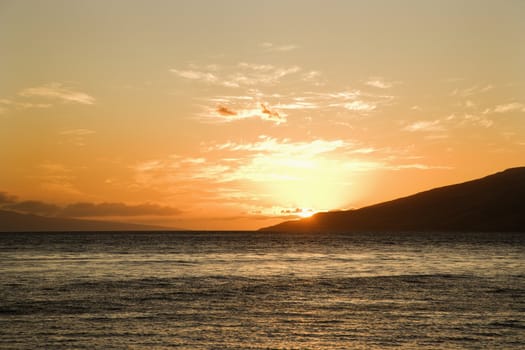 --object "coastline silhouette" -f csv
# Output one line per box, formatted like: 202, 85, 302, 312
260, 167, 525, 233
